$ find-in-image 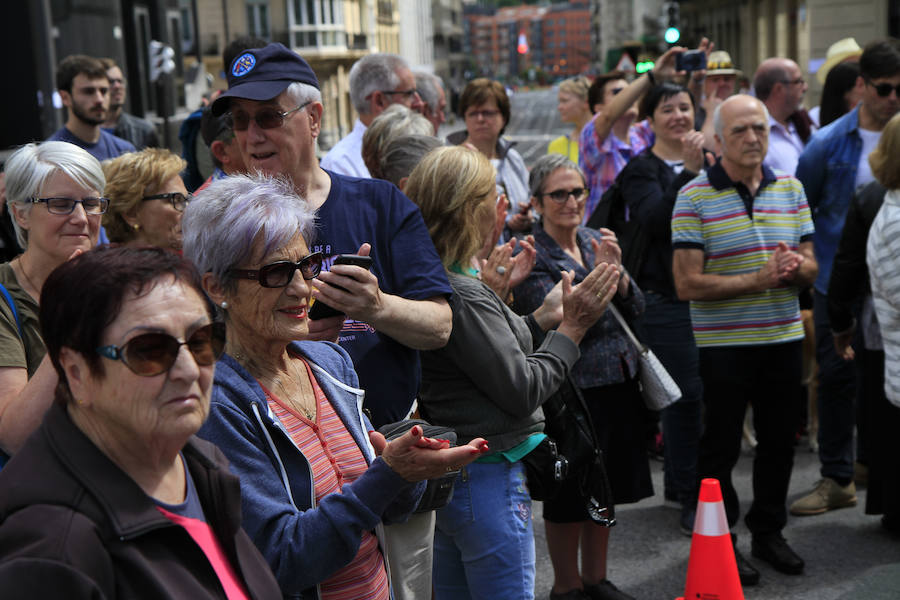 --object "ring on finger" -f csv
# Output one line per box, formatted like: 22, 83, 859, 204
496, 265, 507, 275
